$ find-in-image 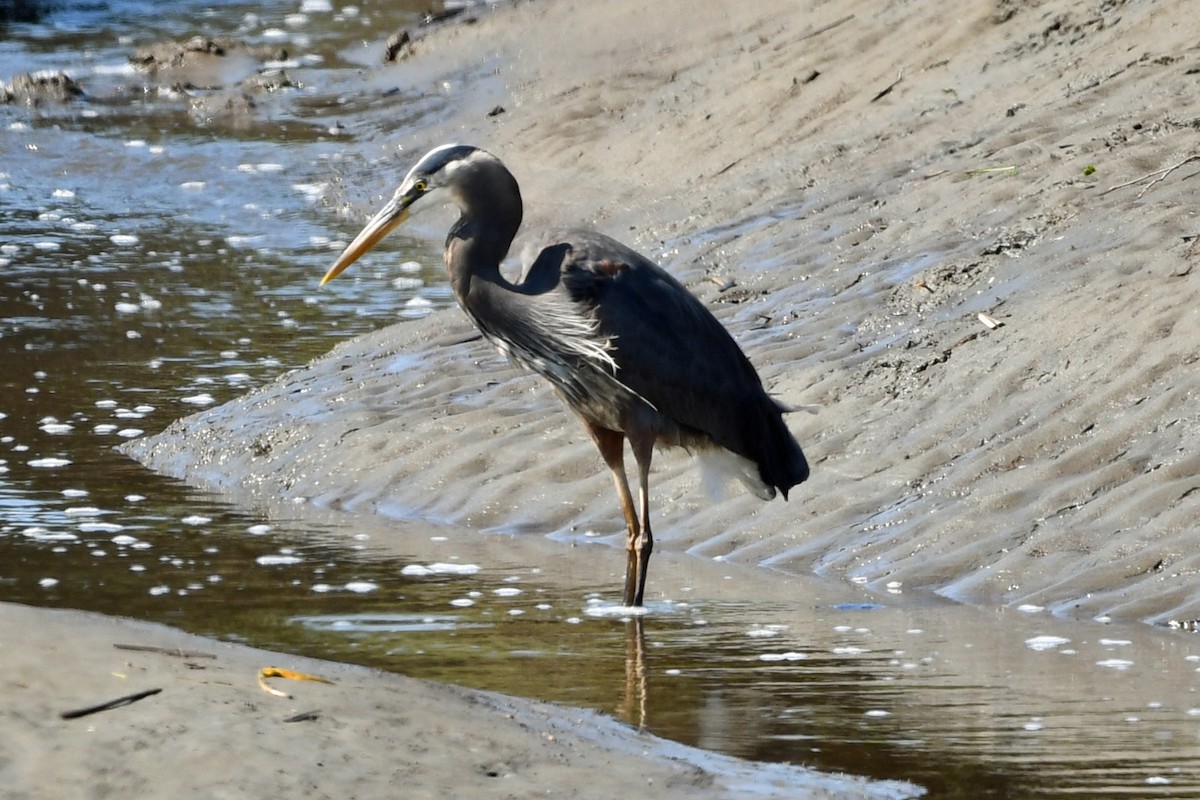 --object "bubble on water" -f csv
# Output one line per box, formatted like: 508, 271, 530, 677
1023, 718, 1044, 731
65, 506, 105, 517
125, 494, 145, 502
34, 241, 61, 251
1025, 635, 1070, 651
129, 564, 146, 572
401, 564, 433, 576
38, 577, 59, 588
149, 585, 170, 596
114, 302, 140, 314
760, 652, 808, 662
507, 609, 525, 616
747, 625, 786, 638
93, 424, 118, 434
256, 554, 302, 566
311, 583, 333, 593
71, 221, 97, 232
181, 393, 215, 406
247, 524, 271, 535
80, 522, 123, 533
28, 457, 71, 468
449, 598, 475, 607
1017, 603, 1044, 613
125, 139, 147, 148
301, 0, 332, 10
583, 604, 647, 618
864, 709, 891, 718
255, 163, 285, 172
400, 296, 433, 319
117, 429, 144, 439
1100, 638, 1132, 647
344, 581, 378, 593
110, 234, 139, 246
22, 527, 76, 542
95, 399, 117, 408
180, 181, 207, 190
62, 488, 88, 498
111, 535, 140, 546
182, 515, 212, 526
1146, 776, 1172, 786
52, 188, 76, 199
832, 646, 868, 656
1097, 658, 1134, 670
494, 587, 522, 597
